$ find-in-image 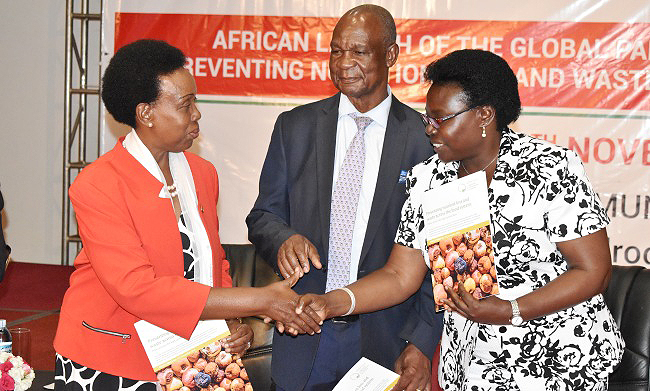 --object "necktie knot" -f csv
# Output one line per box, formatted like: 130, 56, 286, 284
350, 113, 373, 132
